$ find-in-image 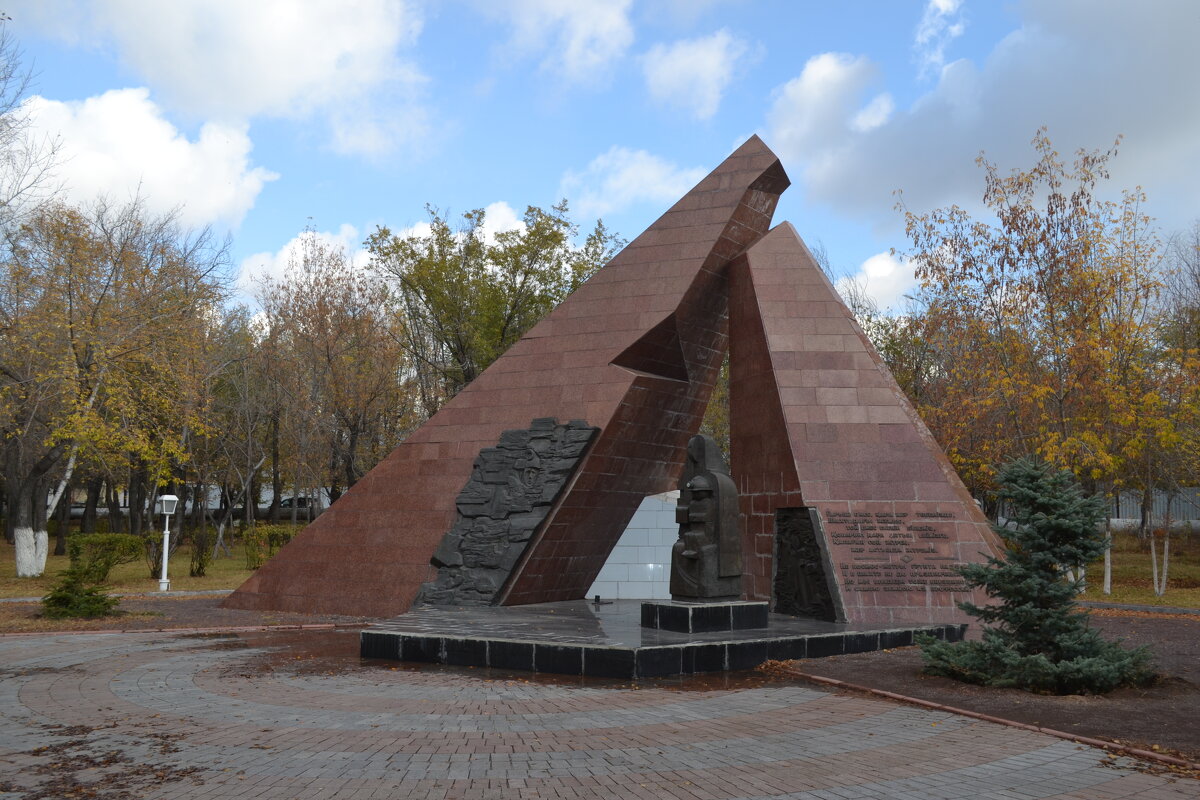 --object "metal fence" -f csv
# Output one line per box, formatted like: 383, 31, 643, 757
1112, 487, 1200, 522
